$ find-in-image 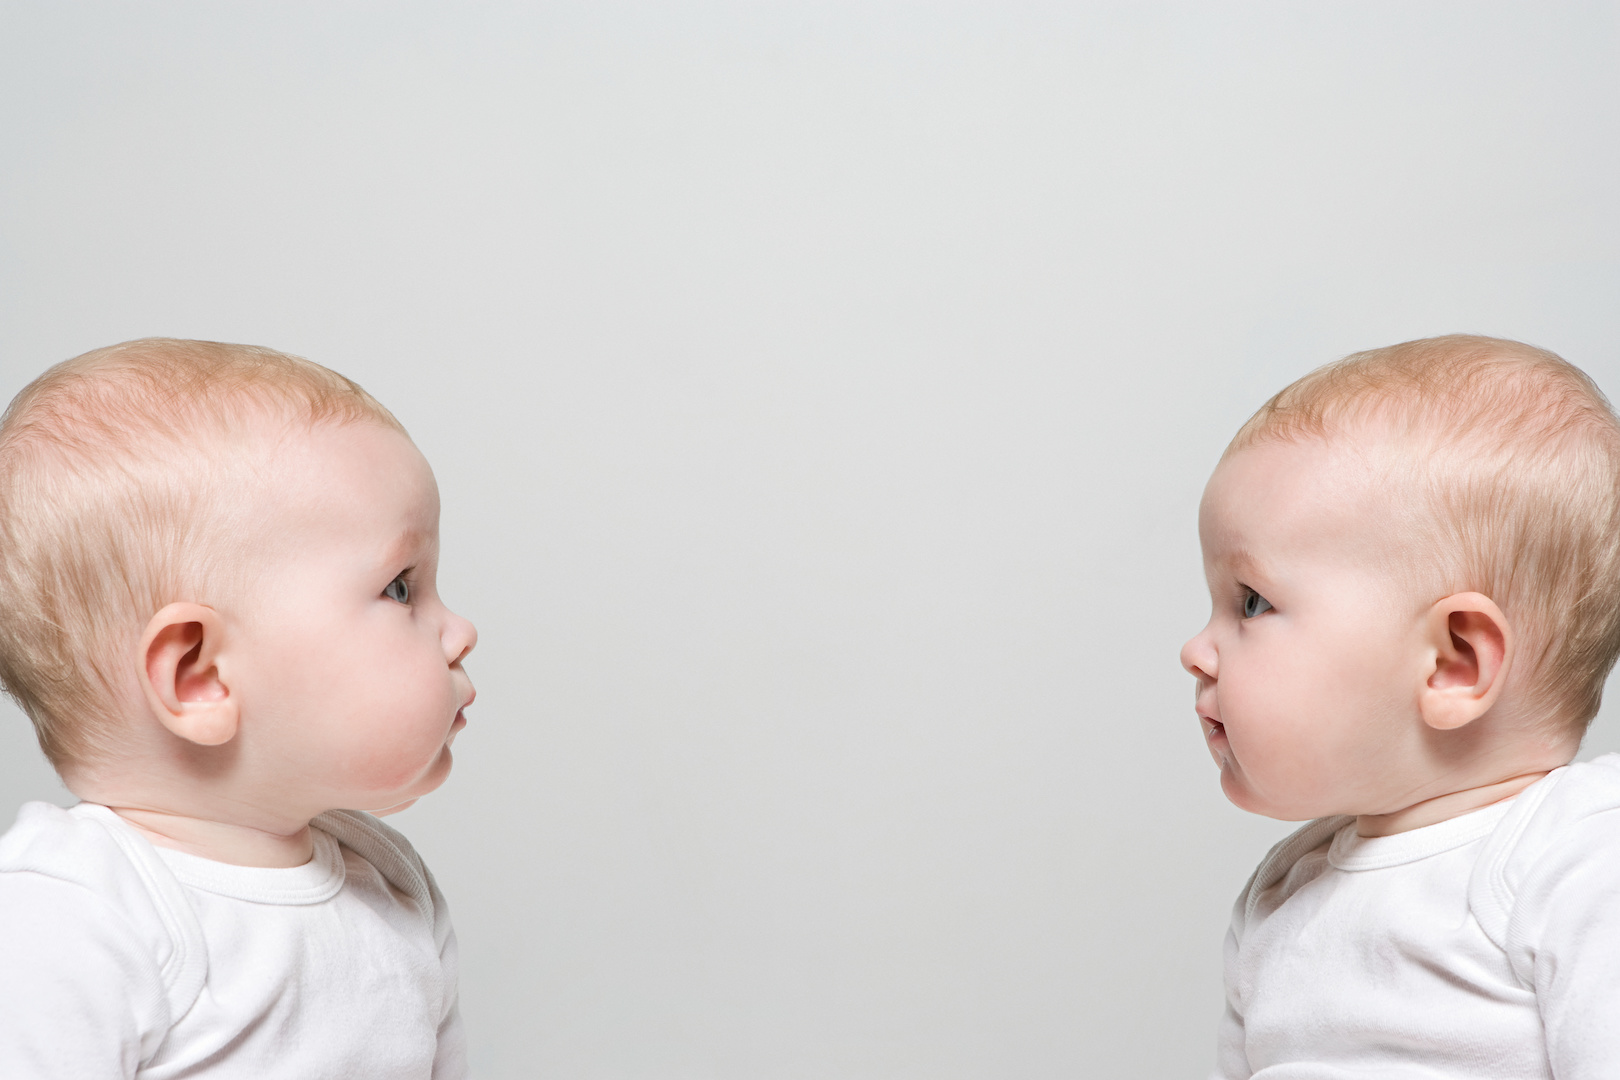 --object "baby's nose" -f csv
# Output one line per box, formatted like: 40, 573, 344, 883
444, 610, 478, 665
1180, 630, 1216, 680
